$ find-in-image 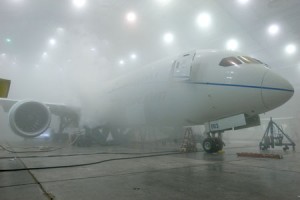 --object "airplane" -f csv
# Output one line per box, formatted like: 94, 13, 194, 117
0, 49, 294, 153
